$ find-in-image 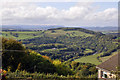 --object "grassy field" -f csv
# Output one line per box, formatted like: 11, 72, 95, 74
44, 30, 93, 37
40, 48, 67, 53
100, 50, 118, 62
2, 31, 43, 40
2, 30, 93, 40
74, 53, 102, 65
83, 49, 94, 54
74, 50, 118, 65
